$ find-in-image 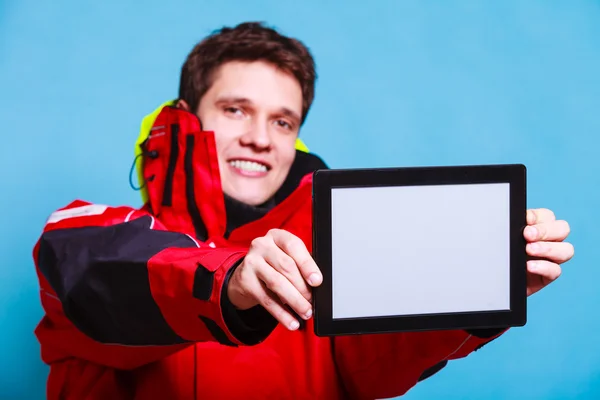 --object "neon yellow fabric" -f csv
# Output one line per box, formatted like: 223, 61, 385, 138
294, 137, 309, 153
134, 100, 177, 203
134, 100, 309, 203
